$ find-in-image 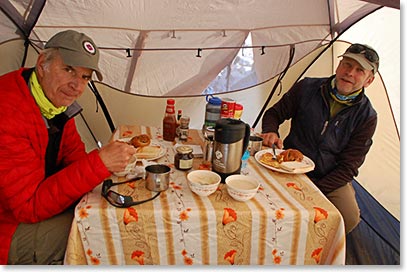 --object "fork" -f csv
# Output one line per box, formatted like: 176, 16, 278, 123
272, 143, 277, 161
